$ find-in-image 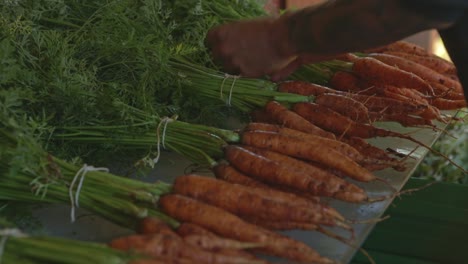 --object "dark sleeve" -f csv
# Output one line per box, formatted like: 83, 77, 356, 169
438, 10, 468, 101
400, 1, 468, 101
399, 0, 467, 28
